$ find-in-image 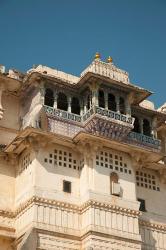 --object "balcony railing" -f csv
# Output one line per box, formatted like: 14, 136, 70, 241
83, 106, 135, 126
127, 131, 161, 150
43, 105, 161, 151
44, 105, 82, 123
44, 105, 134, 126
